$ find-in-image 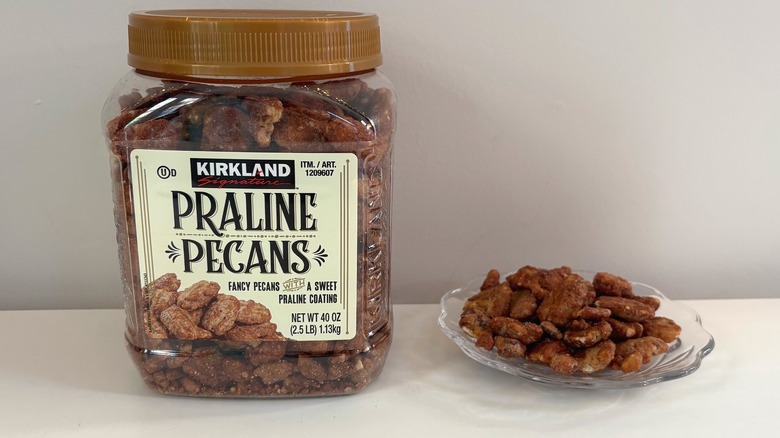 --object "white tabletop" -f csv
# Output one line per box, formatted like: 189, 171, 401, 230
1, 301, 778, 437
